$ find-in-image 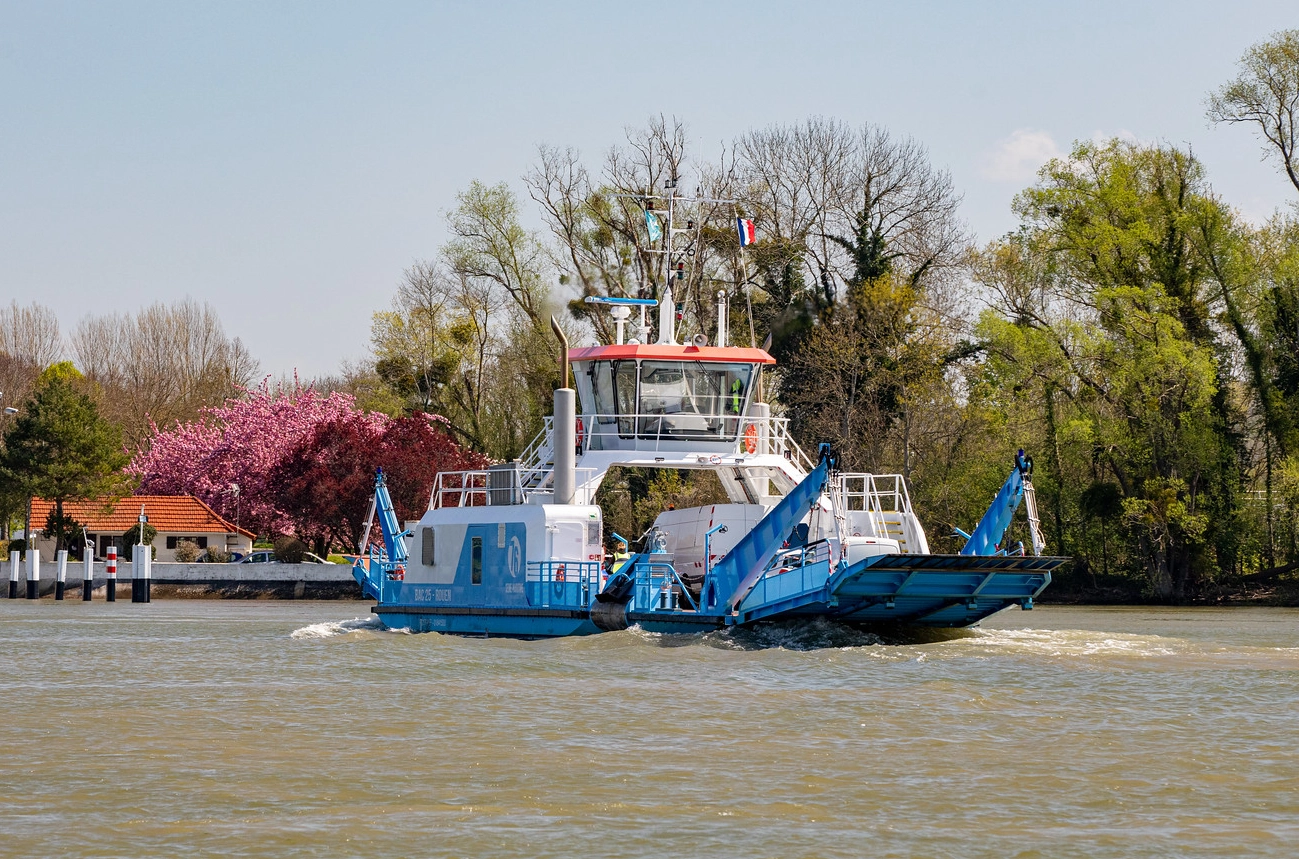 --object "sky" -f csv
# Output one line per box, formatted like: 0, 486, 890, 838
2, 1, 1296, 379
